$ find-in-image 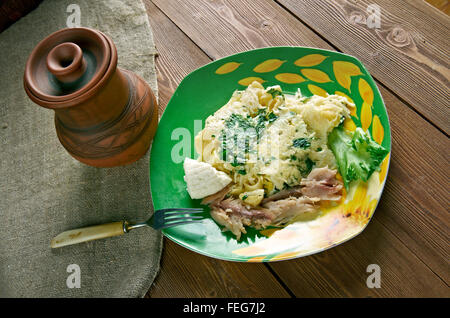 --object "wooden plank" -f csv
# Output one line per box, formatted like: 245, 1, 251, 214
143, 1, 291, 297
269, 218, 449, 297
152, 0, 450, 295
425, 0, 450, 15
147, 238, 291, 297
277, 0, 450, 133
